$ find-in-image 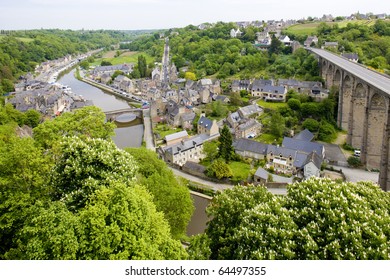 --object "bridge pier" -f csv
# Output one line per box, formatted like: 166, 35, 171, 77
309, 48, 390, 191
